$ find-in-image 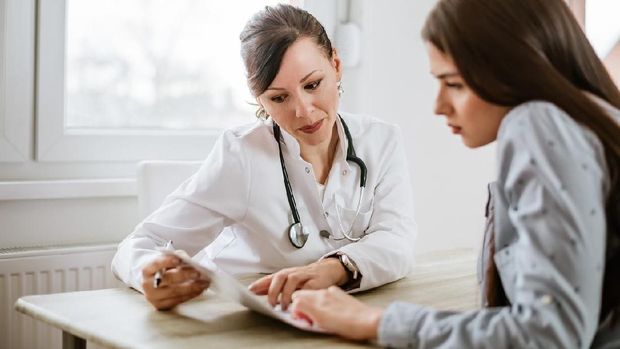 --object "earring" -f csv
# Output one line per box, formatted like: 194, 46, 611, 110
255, 106, 269, 120
337, 81, 344, 97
